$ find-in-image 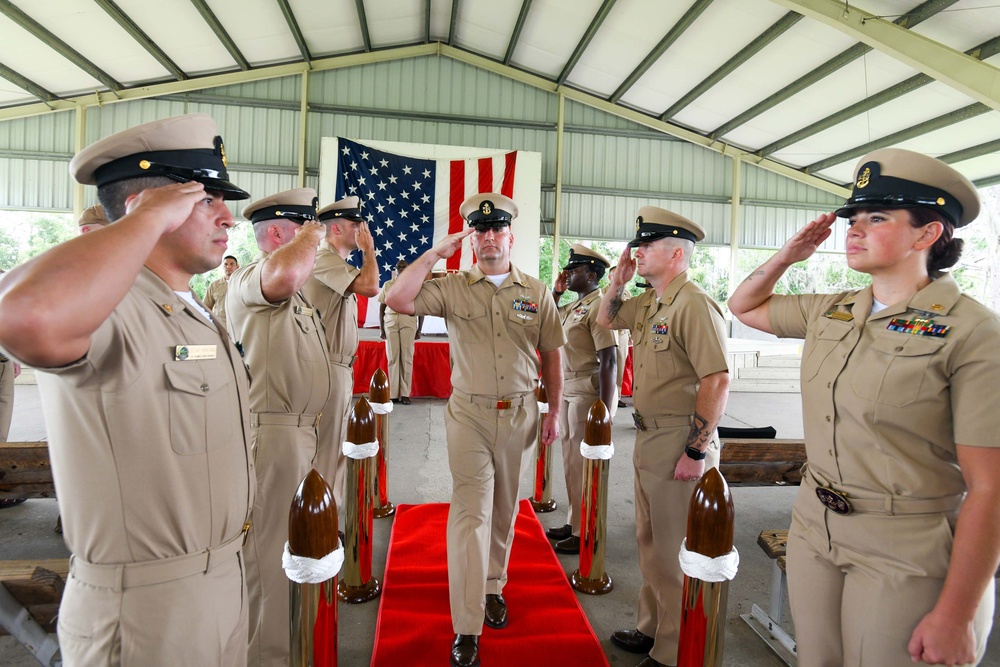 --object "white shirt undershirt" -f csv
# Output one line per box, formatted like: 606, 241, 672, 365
486, 272, 510, 287
176, 291, 214, 322
871, 298, 890, 315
